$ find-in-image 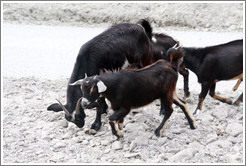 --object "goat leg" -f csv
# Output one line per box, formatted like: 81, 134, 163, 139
155, 98, 173, 137
108, 108, 130, 141
209, 83, 232, 104
173, 92, 197, 129
232, 77, 243, 91
179, 66, 190, 98
193, 82, 211, 115
87, 98, 108, 134
233, 93, 243, 106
